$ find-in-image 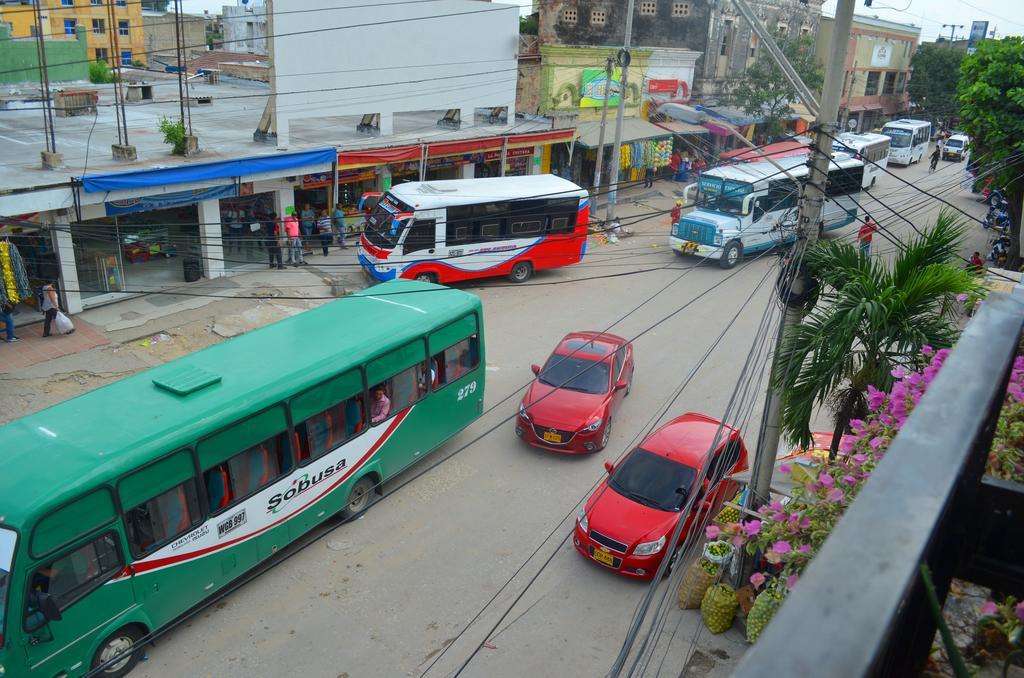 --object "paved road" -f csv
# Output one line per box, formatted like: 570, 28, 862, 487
134, 152, 990, 678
